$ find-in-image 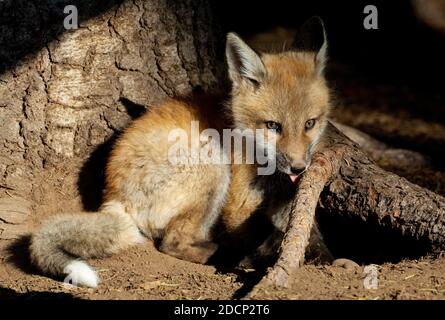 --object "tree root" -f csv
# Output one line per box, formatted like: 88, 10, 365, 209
332, 121, 432, 169
245, 122, 445, 298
